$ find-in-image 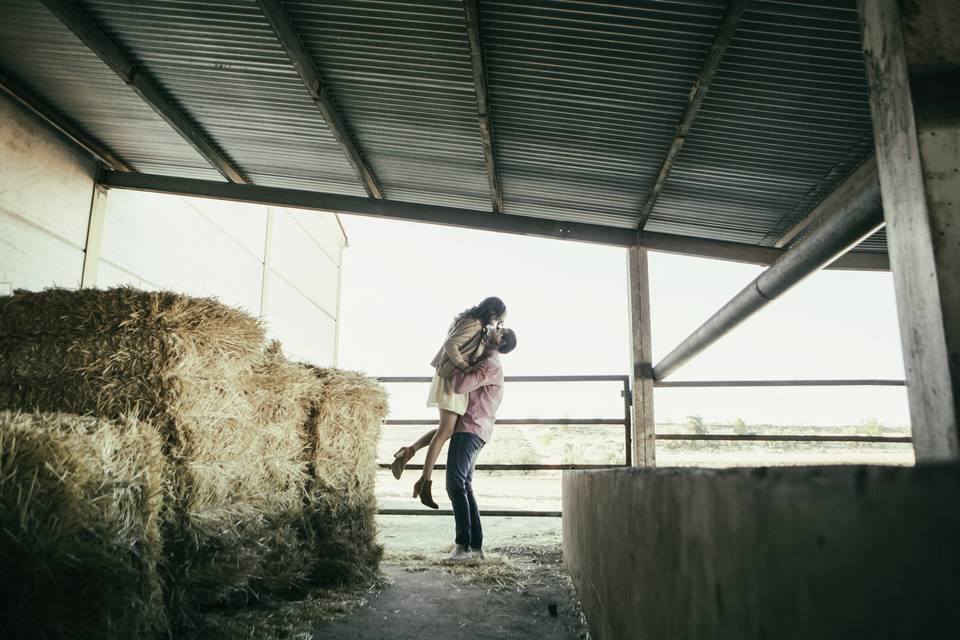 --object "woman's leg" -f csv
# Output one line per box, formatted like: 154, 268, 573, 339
391, 428, 438, 479
421, 409, 458, 482
411, 409, 458, 509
